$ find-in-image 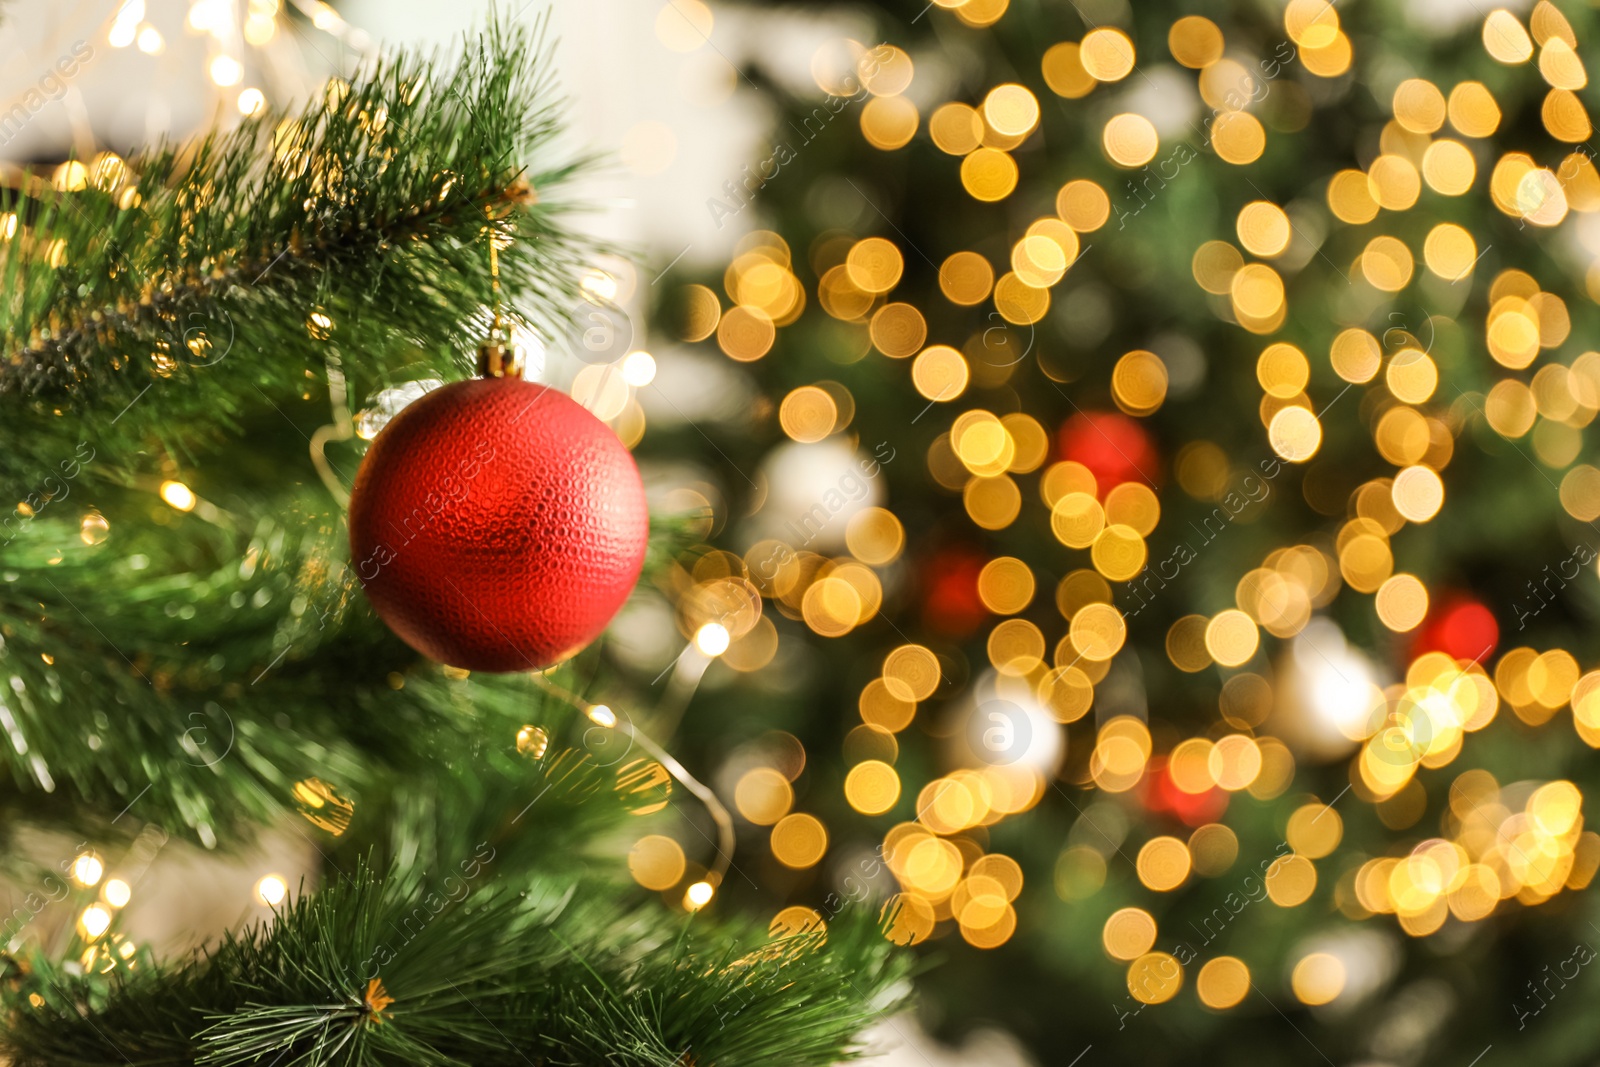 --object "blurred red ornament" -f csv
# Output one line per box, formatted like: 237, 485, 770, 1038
1057, 411, 1158, 492
1411, 594, 1498, 663
1144, 756, 1229, 827
349, 377, 649, 672
922, 548, 988, 637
